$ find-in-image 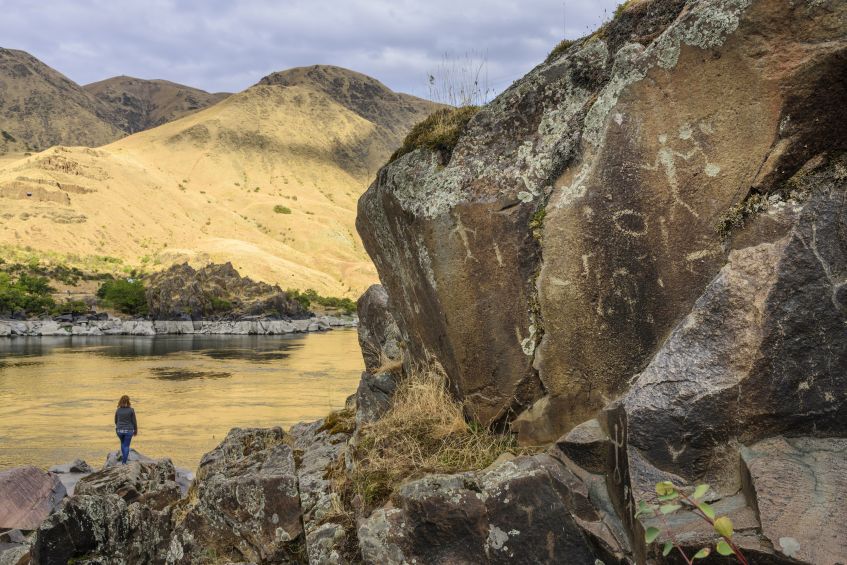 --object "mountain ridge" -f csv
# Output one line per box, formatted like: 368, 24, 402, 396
83, 75, 230, 134
0, 61, 440, 296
